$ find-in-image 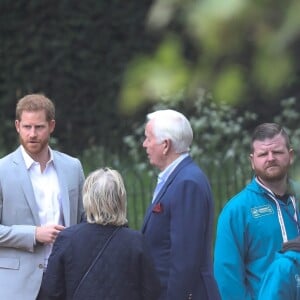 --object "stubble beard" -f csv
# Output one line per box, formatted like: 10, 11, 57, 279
257, 165, 289, 183
20, 137, 48, 158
